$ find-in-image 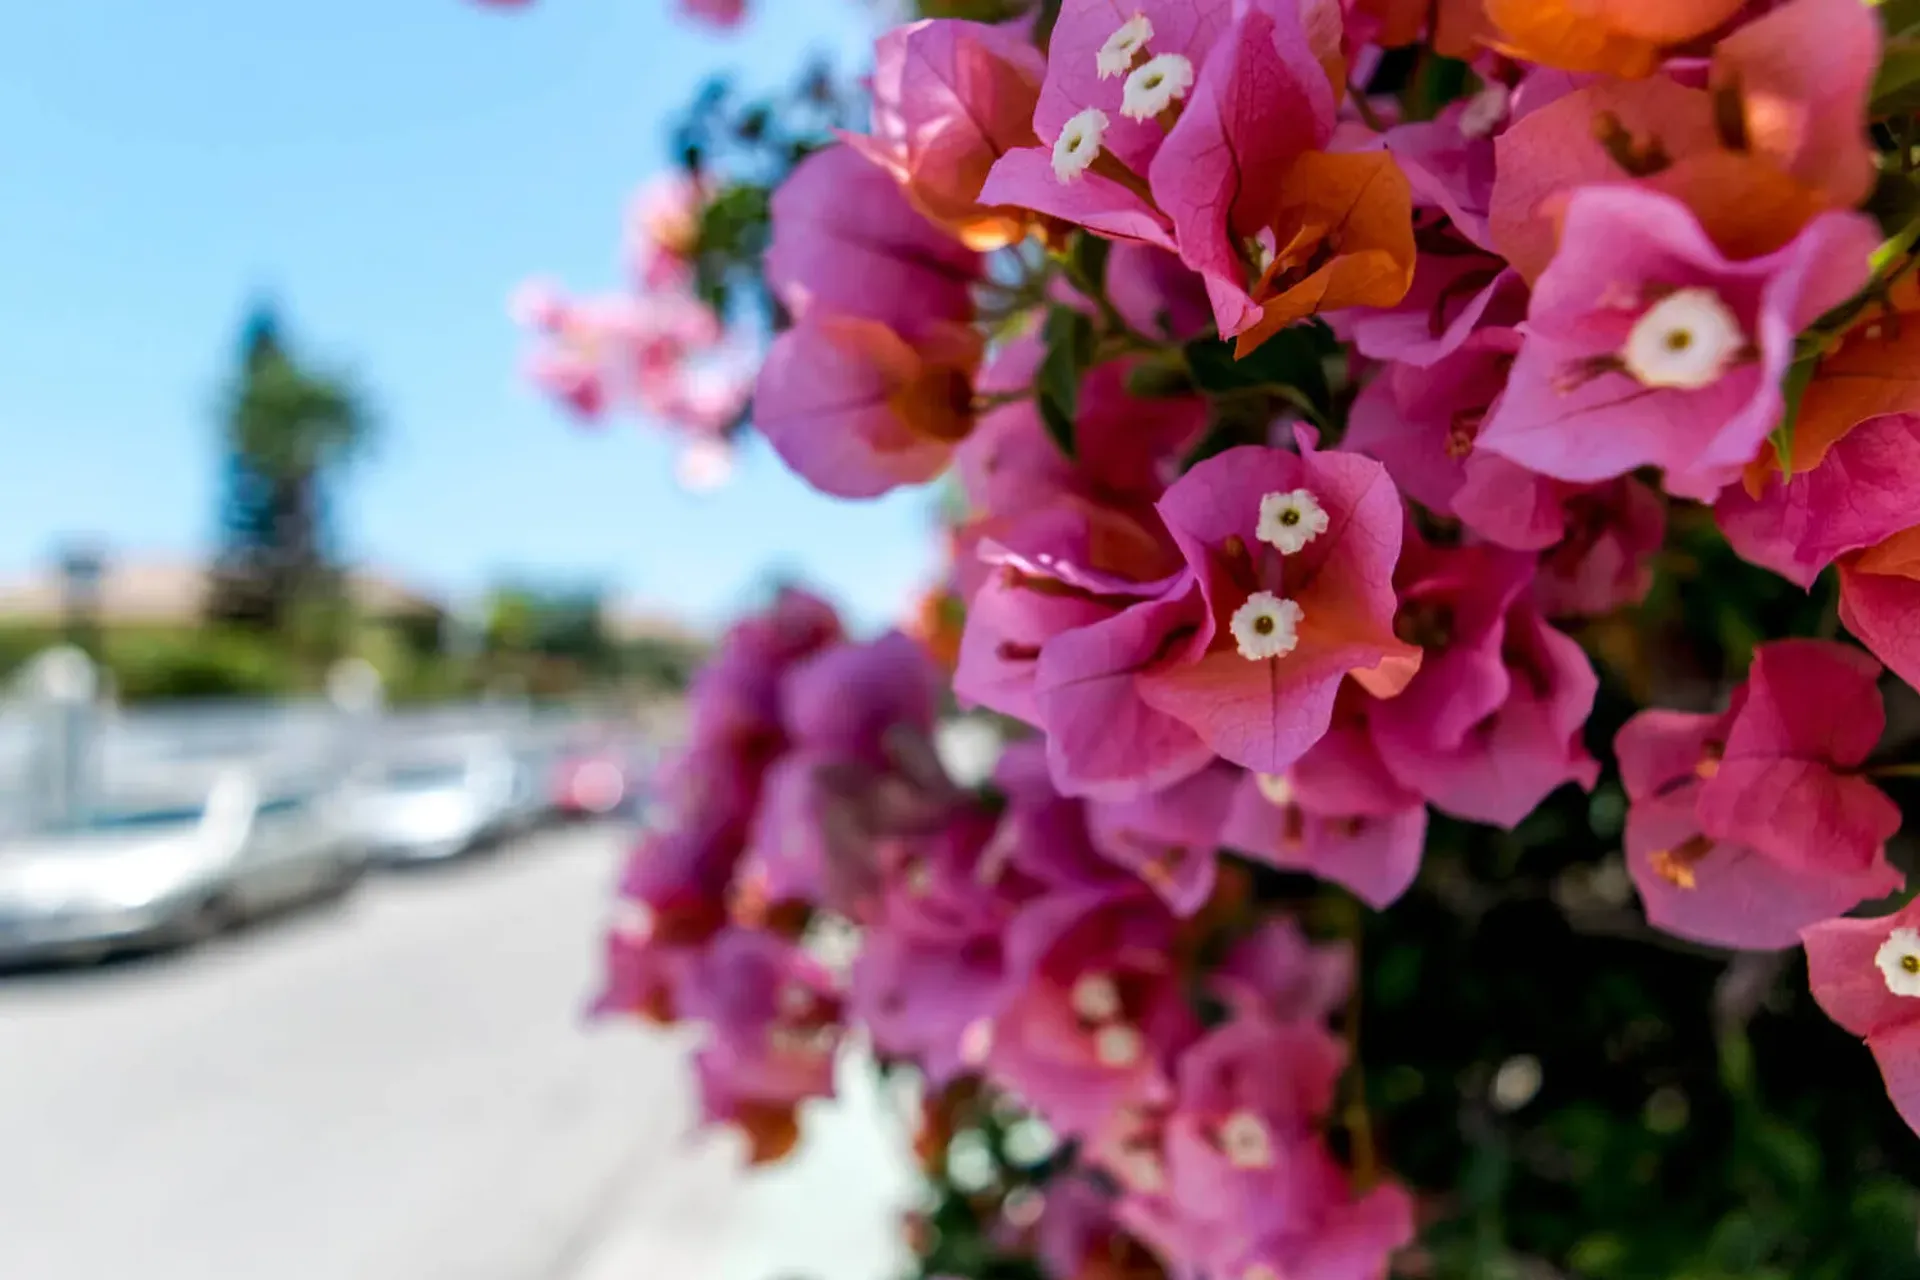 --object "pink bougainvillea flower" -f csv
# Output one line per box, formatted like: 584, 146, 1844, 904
1220, 703, 1430, 907
1840, 527, 1920, 696
956, 339, 1206, 520
755, 312, 983, 499
593, 823, 736, 1025
975, 0, 1234, 251
1803, 896, 1920, 1135
624, 172, 706, 289
1531, 477, 1666, 618
1148, 0, 1413, 355
1105, 243, 1215, 342
765, 145, 982, 335
845, 18, 1046, 250
678, 0, 747, 29
1492, 81, 1834, 288
1207, 917, 1353, 1026
1616, 640, 1903, 949
1033, 1174, 1166, 1280
1085, 765, 1235, 916
684, 928, 843, 1163
1344, 327, 1559, 533
1032, 583, 1222, 798
1717, 414, 1920, 591
1476, 187, 1878, 500
990, 884, 1199, 1138
849, 803, 1018, 1086
1101, 1018, 1349, 1264
1133, 439, 1422, 779
1212, 1176, 1415, 1280
684, 586, 841, 753
1483, 0, 1746, 78
1383, 103, 1500, 252
1707, 0, 1880, 212
1372, 540, 1599, 828
1346, 248, 1525, 368
781, 631, 942, 765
